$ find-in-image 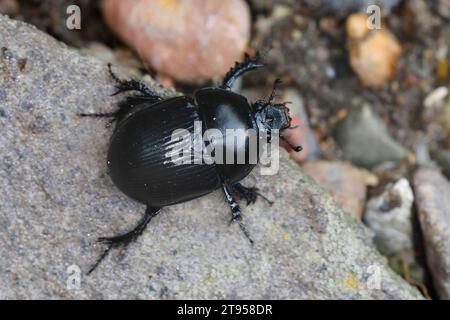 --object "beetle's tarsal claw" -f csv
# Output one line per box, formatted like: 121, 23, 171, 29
97, 237, 112, 244
86, 244, 113, 275
87, 207, 160, 274
256, 191, 274, 206
77, 112, 117, 118
238, 221, 254, 245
